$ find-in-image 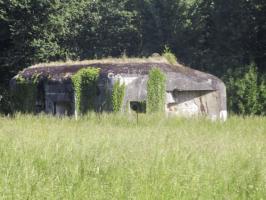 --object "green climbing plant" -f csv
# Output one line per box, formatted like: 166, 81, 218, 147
112, 80, 125, 112
71, 67, 100, 115
11, 74, 39, 113
147, 68, 166, 113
